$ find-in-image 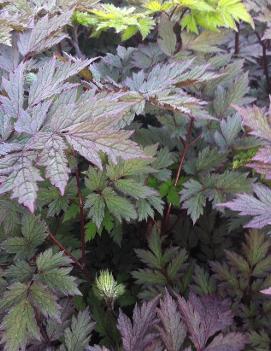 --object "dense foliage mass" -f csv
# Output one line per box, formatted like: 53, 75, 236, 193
0, 0, 271, 350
